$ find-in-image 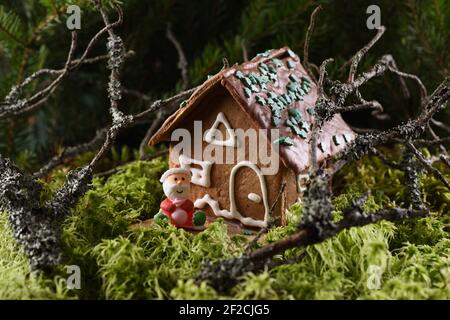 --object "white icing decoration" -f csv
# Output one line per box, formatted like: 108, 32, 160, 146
247, 193, 262, 203
194, 161, 269, 228
343, 133, 352, 143
195, 194, 234, 219
297, 173, 309, 194
179, 154, 213, 187
204, 112, 239, 147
